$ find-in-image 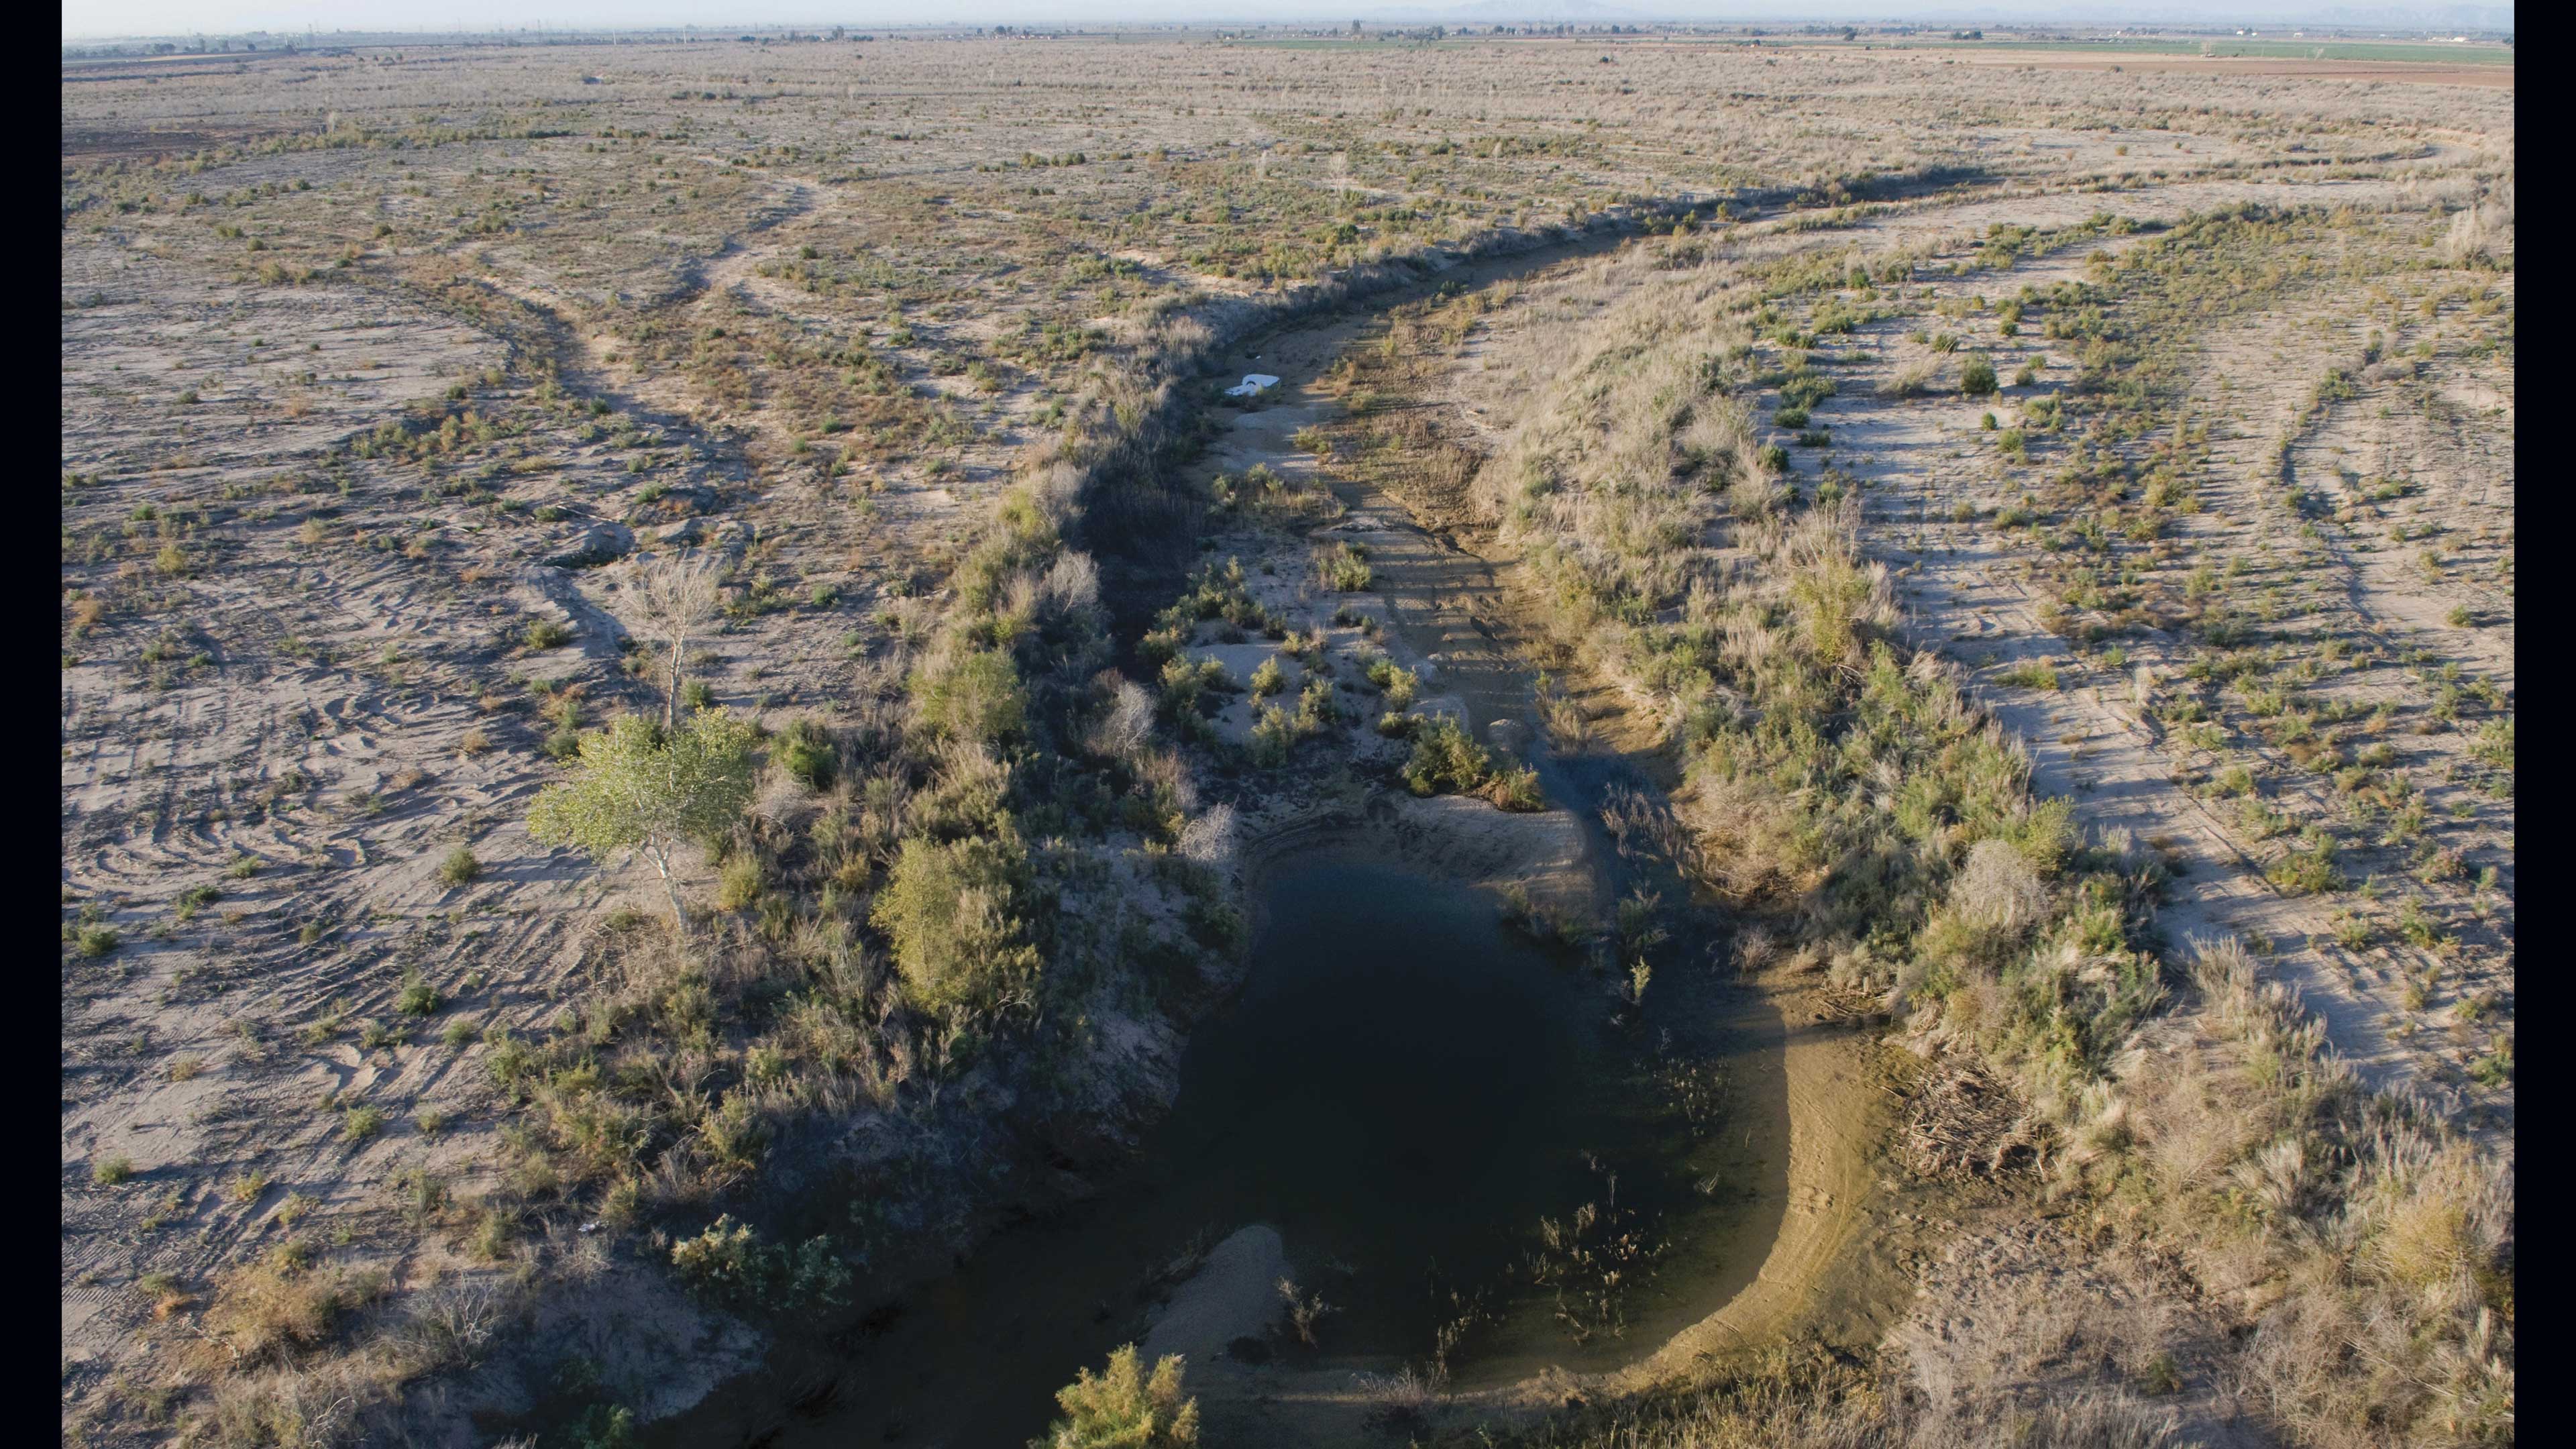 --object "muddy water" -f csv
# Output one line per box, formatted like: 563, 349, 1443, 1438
678, 840, 1781, 1446
1290, 462, 1797, 1391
